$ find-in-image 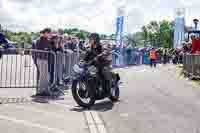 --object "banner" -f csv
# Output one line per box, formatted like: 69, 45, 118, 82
116, 16, 124, 48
